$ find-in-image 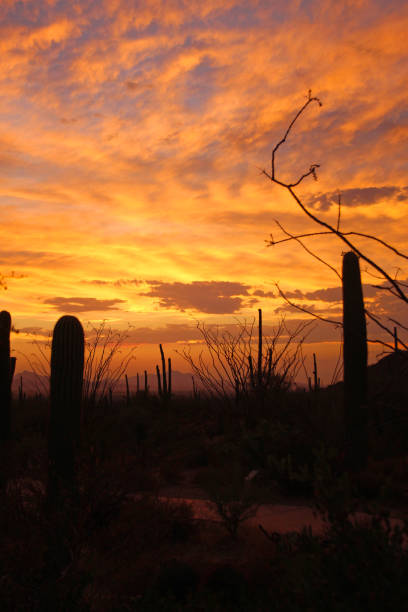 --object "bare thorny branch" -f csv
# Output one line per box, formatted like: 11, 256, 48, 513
178, 316, 314, 404
263, 90, 408, 352
18, 321, 136, 402
83, 320, 137, 405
